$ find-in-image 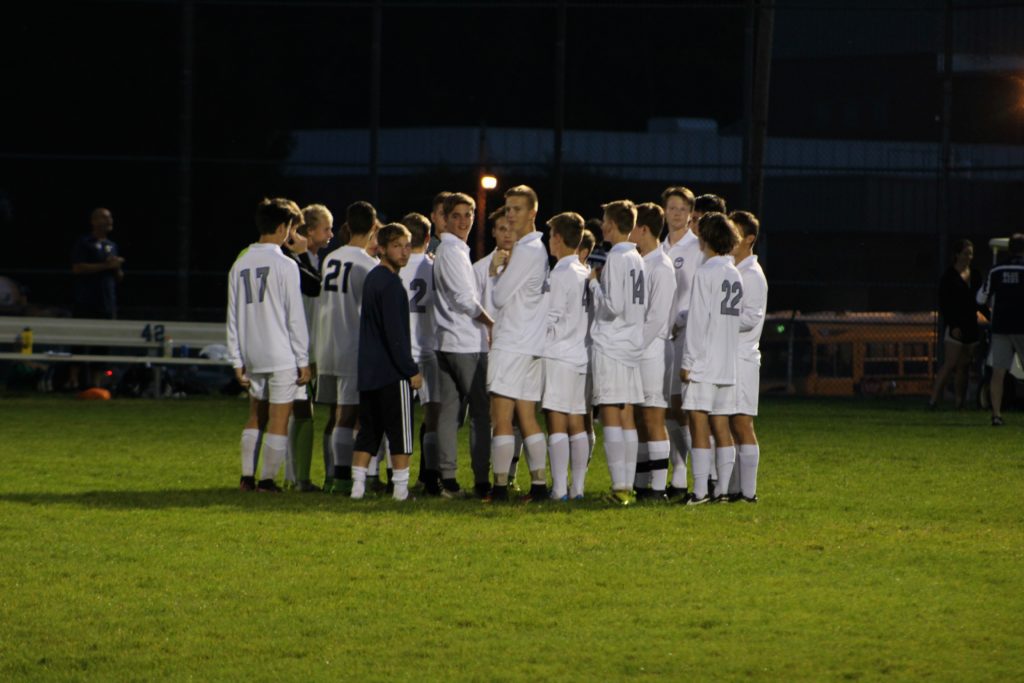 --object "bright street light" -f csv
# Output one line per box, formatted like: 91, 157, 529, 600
481, 175, 497, 190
